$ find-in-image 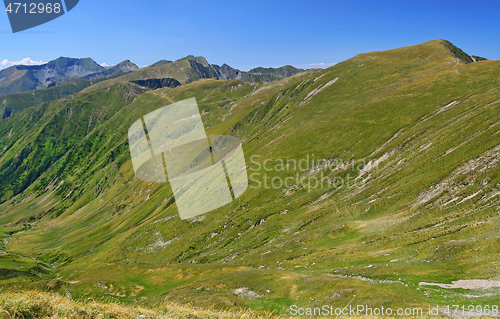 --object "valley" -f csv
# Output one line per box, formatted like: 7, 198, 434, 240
0, 39, 499, 315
